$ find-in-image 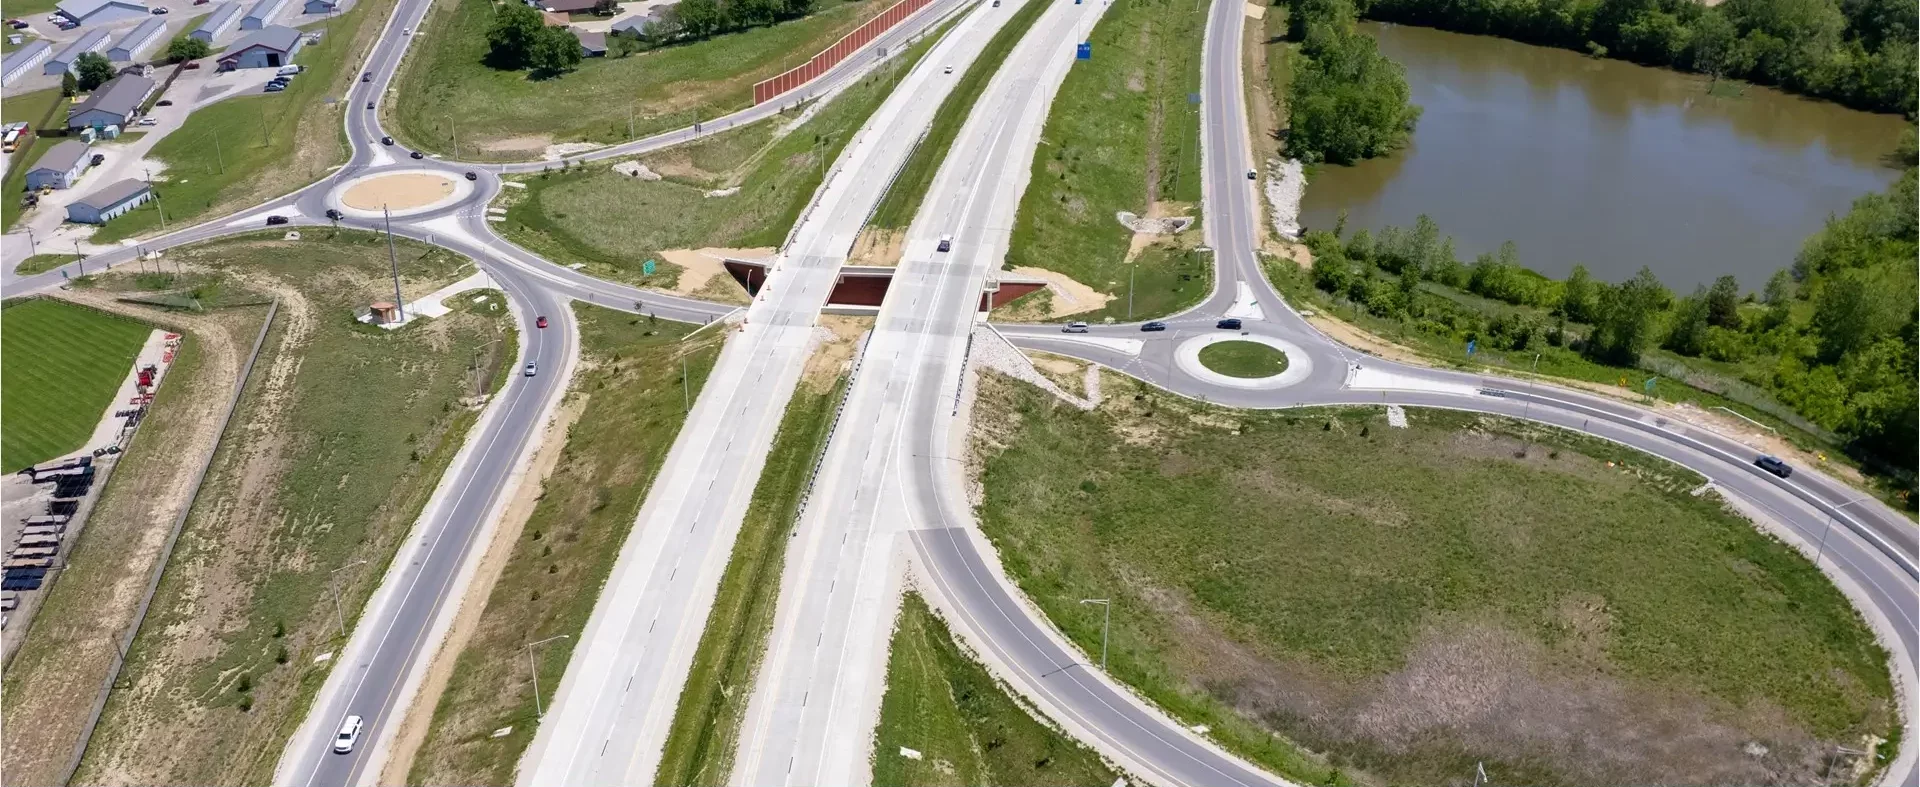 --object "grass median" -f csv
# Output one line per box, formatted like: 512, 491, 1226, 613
871, 592, 1120, 787
393, 0, 881, 159
1197, 339, 1288, 378
970, 369, 1896, 786
999, 0, 1206, 320
654, 322, 855, 786
69, 232, 511, 786
405, 304, 724, 786
498, 17, 955, 290
0, 298, 153, 471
